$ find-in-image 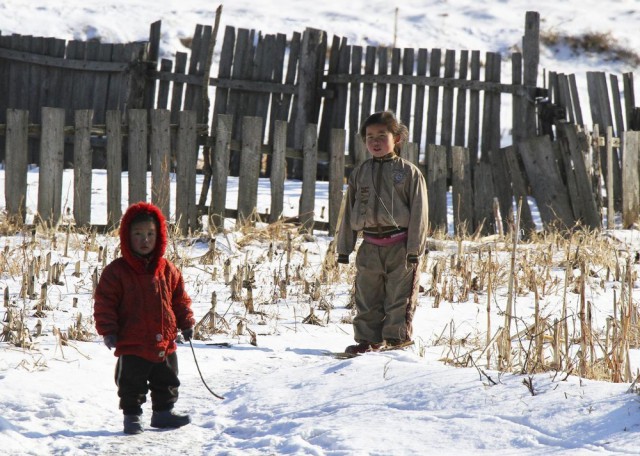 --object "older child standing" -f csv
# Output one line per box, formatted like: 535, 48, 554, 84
337, 111, 428, 354
94, 202, 195, 435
